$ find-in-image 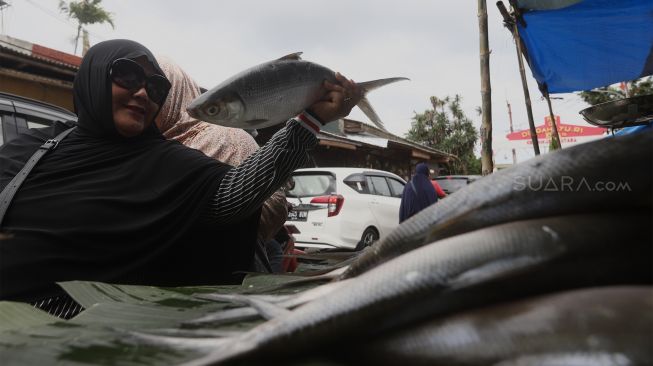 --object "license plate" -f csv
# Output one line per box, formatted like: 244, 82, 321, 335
287, 210, 308, 222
